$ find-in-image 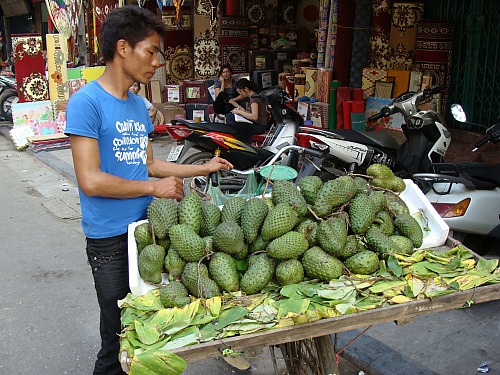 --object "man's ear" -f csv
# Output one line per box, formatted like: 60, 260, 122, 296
116, 39, 128, 58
